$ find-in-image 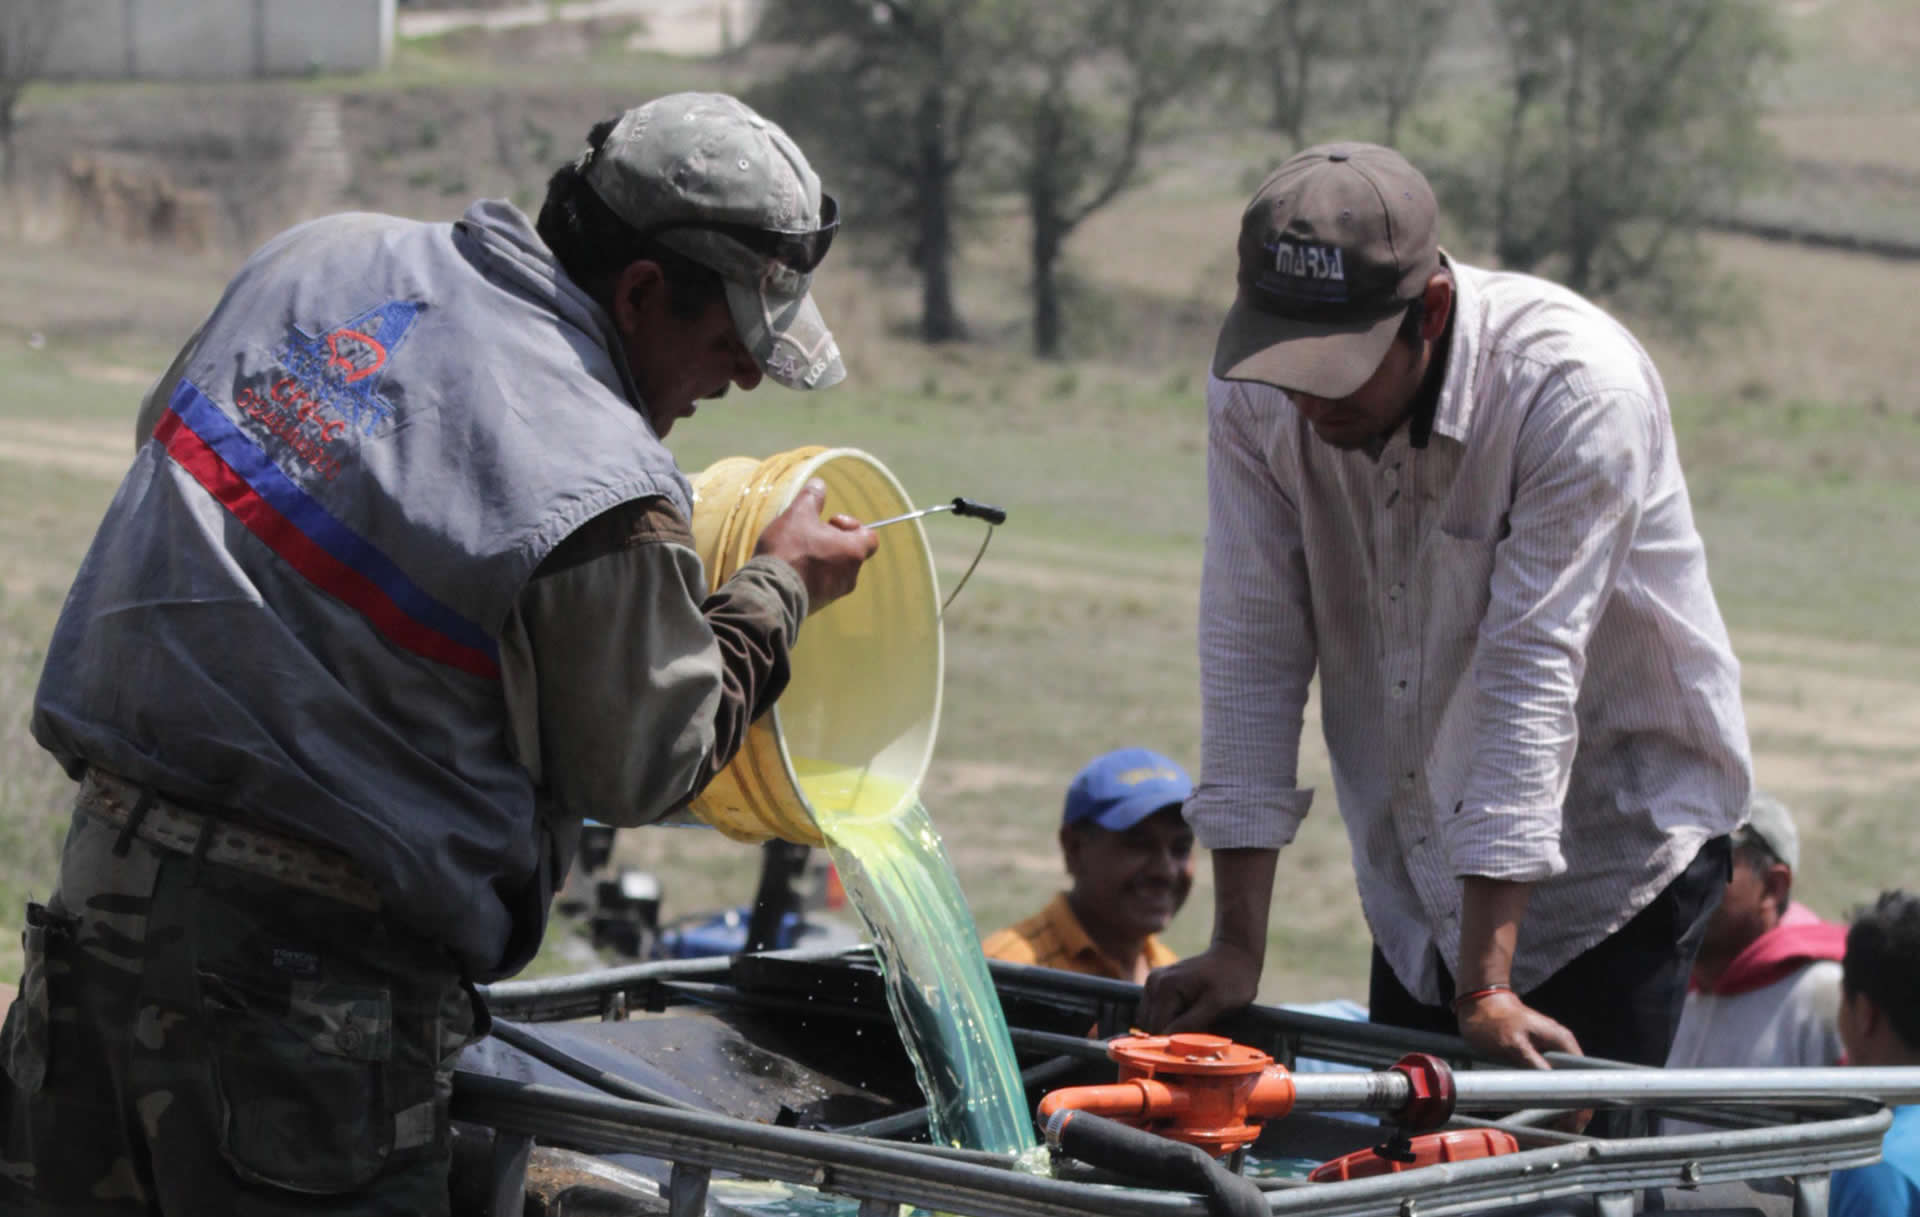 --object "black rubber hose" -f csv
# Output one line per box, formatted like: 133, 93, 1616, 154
1046, 1110, 1267, 1217
831, 1053, 1083, 1139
